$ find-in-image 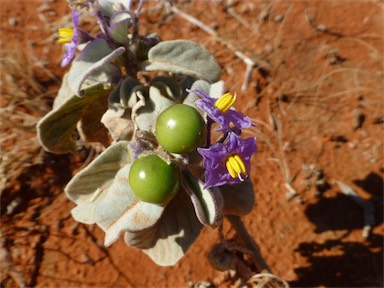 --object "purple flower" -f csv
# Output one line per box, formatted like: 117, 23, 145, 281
197, 132, 257, 189
193, 90, 252, 133
59, 10, 81, 67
